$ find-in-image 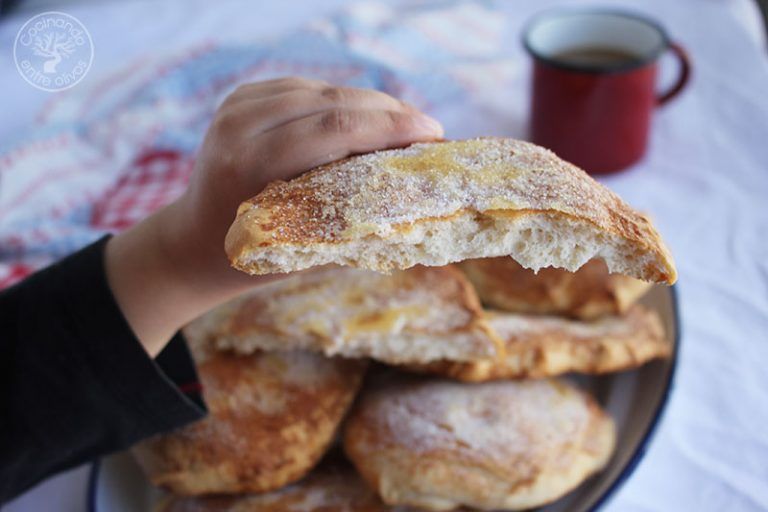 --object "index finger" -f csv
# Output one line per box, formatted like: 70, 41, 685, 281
245, 108, 444, 185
